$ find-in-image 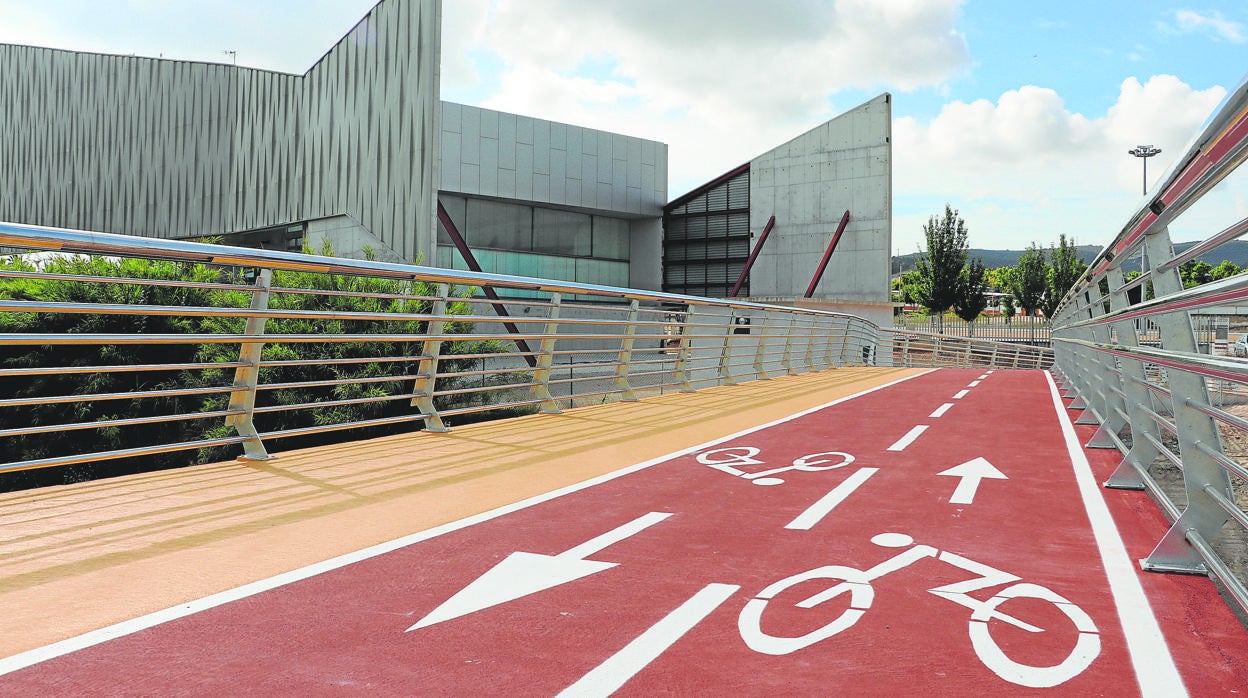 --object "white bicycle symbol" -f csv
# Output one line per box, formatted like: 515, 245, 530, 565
738, 532, 1101, 688
696, 447, 855, 486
